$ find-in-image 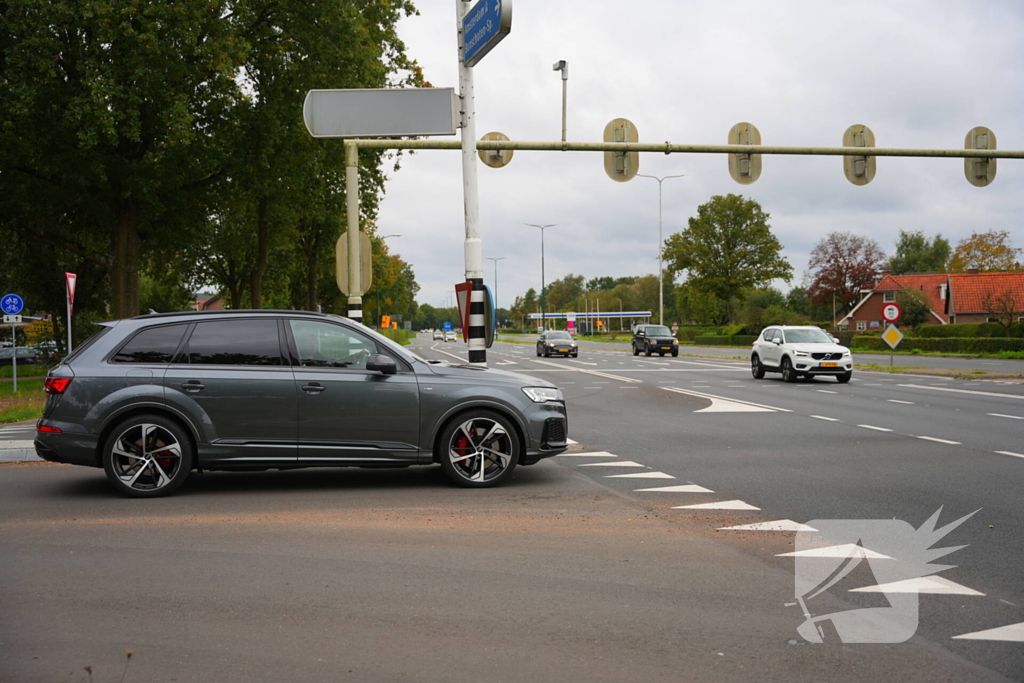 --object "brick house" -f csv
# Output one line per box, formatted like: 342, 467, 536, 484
840, 271, 1024, 330
194, 293, 226, 311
